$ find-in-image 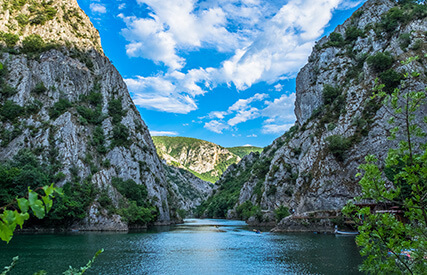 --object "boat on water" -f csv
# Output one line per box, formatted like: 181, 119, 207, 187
334, 225, 358, 235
